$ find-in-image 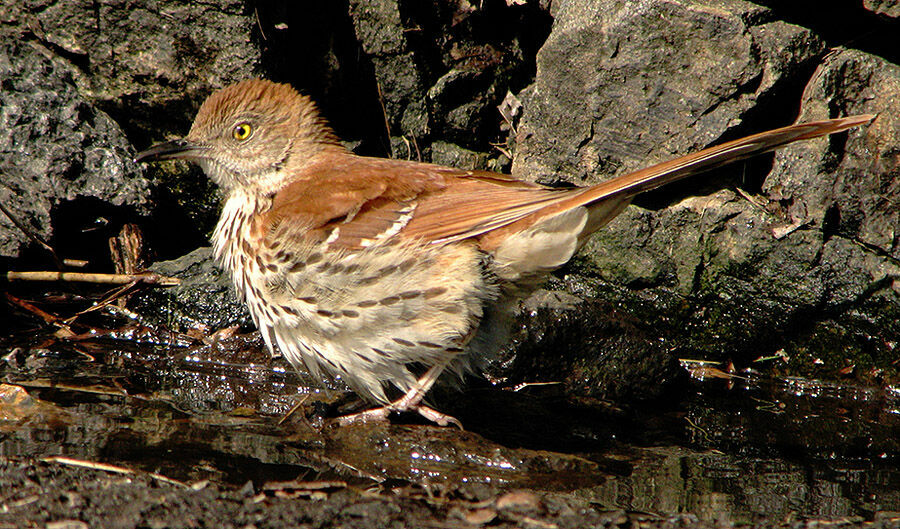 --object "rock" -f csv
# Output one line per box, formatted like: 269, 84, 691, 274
20, 0, 260, 138
348, 1, 551, 153
132, 247, 251, 332
760, 48, 900, 371
348, 0, 429, 140
767, 49, 899, 264
863, 0, 900, 17
419, 4, 551, 150
7, 1, 262, 259
0, 36, 151, 261
513, 0, 823, 185
430, 141, 491, 170
509, 0, 899, 375
493, 291, 687, 403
